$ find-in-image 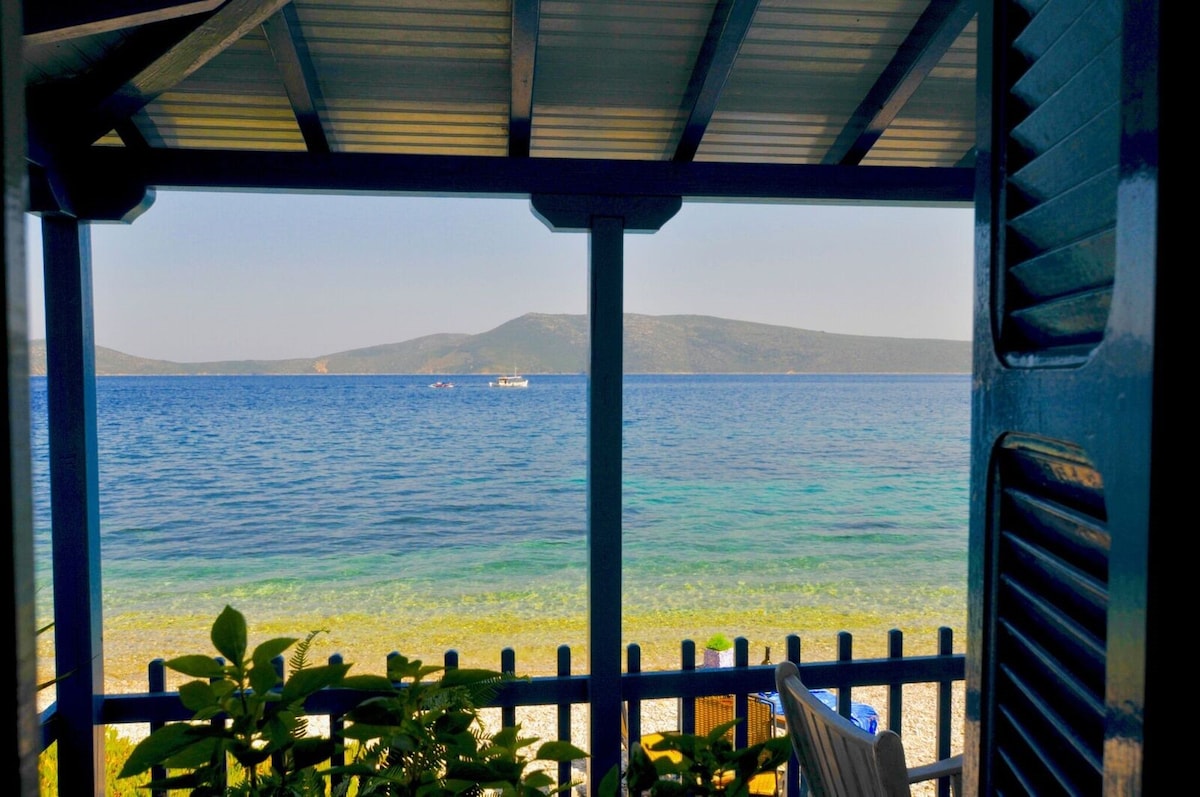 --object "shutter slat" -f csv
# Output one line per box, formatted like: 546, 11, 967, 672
1007, 287, 1110, 348
1008, 227, 1114, 301
1007, 166, 1116, 252
1010, 105, 1117, 203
